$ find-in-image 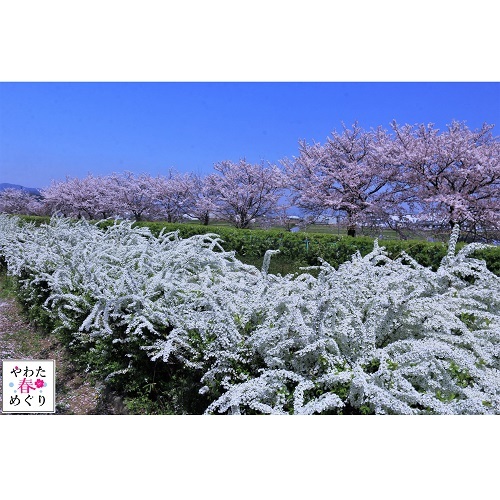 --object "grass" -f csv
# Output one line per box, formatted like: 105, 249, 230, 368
4, 327, 46, 355
0, 272, 49, 355
238, 254, 311, 276
0, 272, 17, 299
178, 219, 445, 243
195, 219, 403, 239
